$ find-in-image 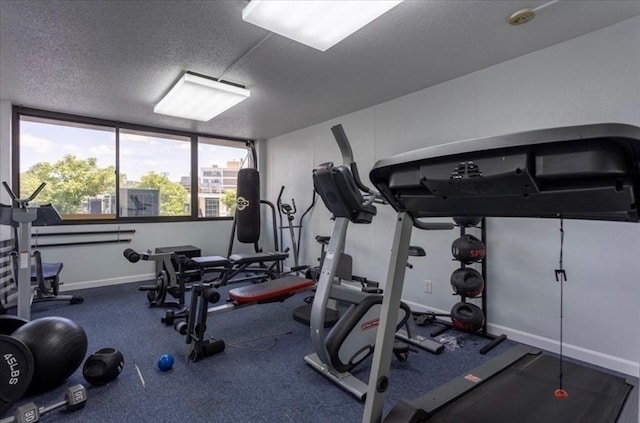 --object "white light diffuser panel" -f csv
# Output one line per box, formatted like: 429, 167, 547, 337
242, 0, 403, 52
154, 72, 250, 121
